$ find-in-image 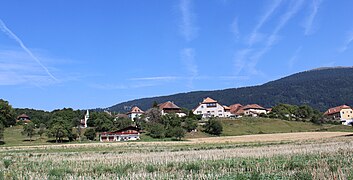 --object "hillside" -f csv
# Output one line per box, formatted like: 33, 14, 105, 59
107, 67, 353, 112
